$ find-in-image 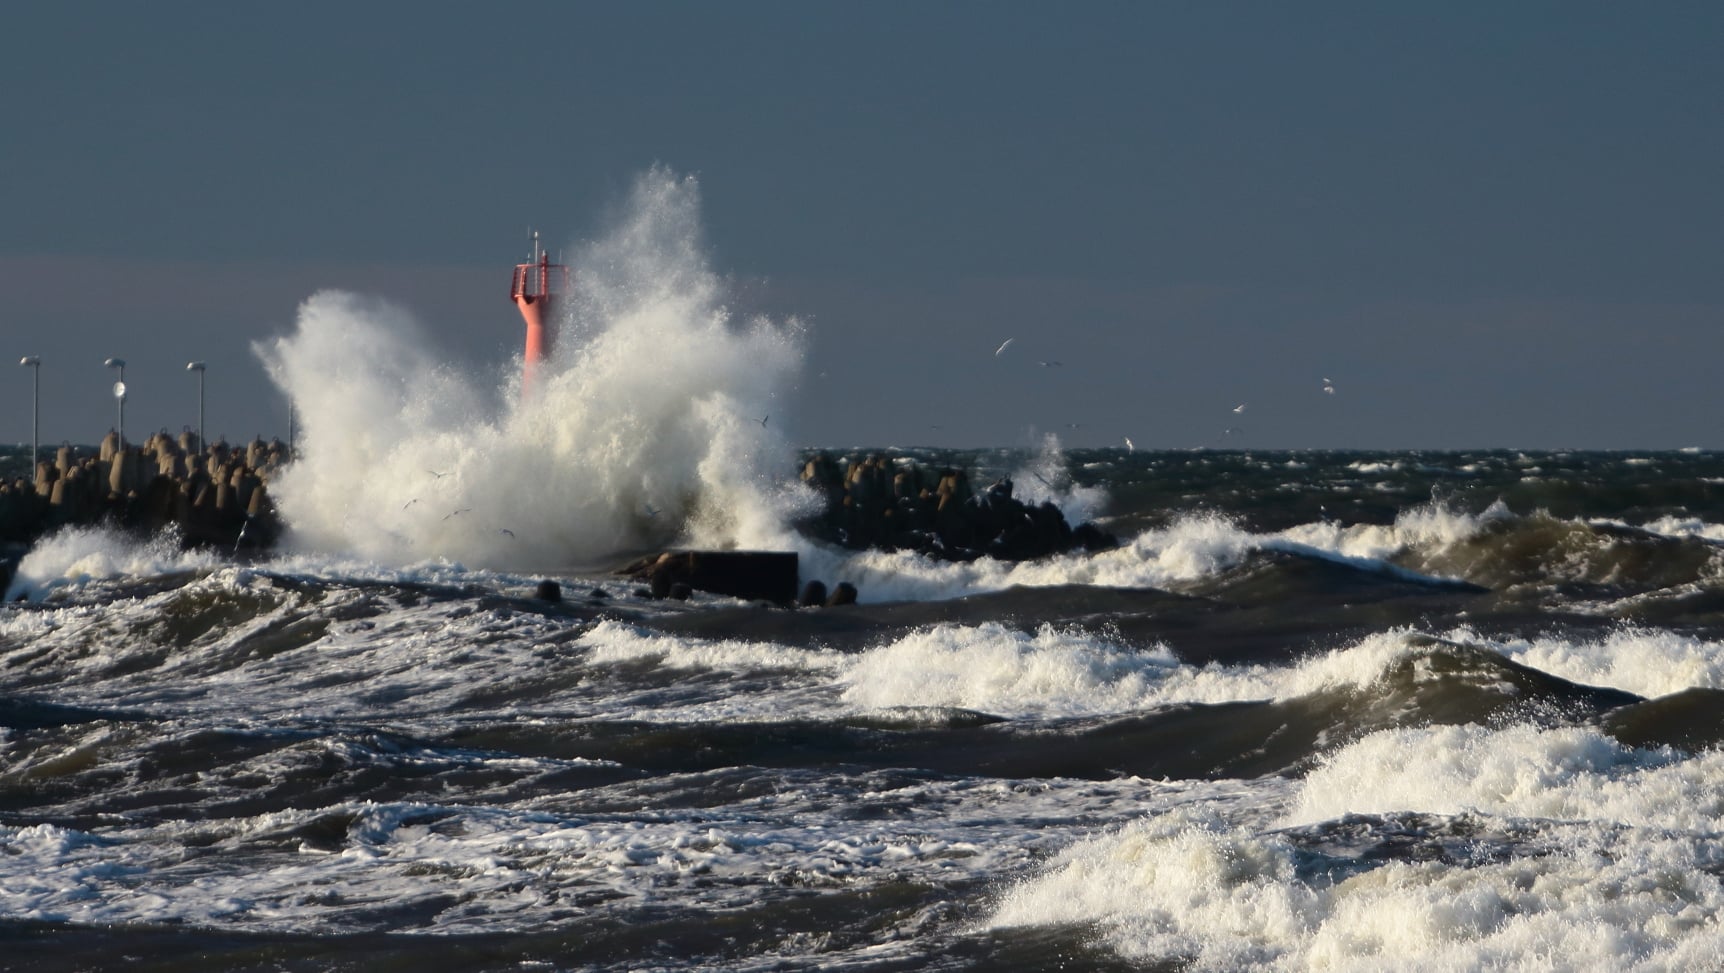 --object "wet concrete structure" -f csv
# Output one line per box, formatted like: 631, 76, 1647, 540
0, 430, 289, 553
2, 437, 1116, 605
795, 452, 1118, 562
